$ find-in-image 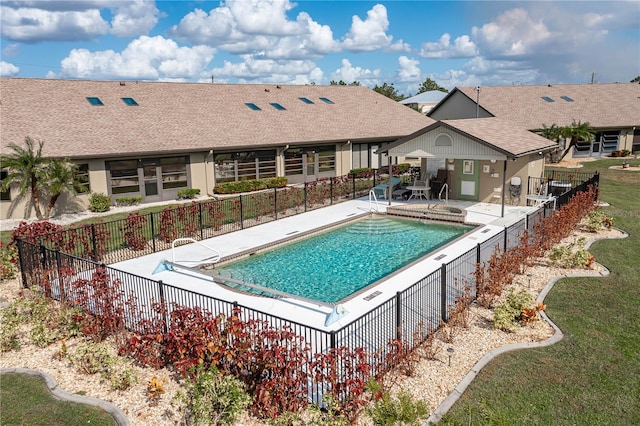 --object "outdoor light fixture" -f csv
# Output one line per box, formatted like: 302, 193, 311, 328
447, 347, 454, 366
